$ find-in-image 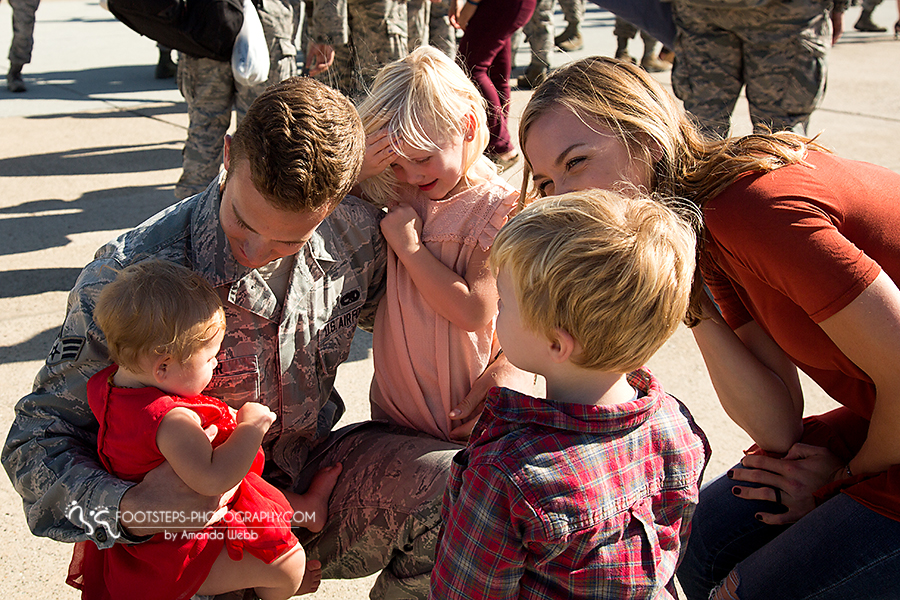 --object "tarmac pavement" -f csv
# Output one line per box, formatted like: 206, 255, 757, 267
0, 0, 898, 597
